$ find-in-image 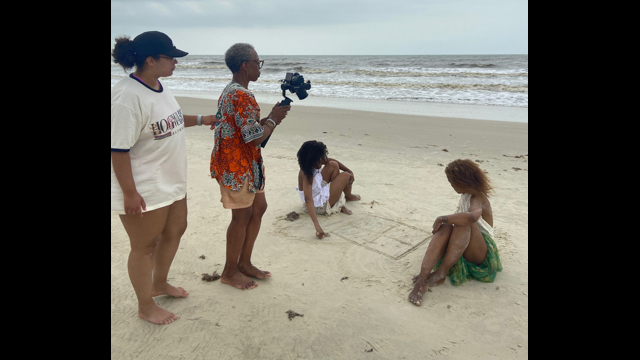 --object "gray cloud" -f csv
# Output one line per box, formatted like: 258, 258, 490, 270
112, 0, 449, 28
111, 0, 528, 55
